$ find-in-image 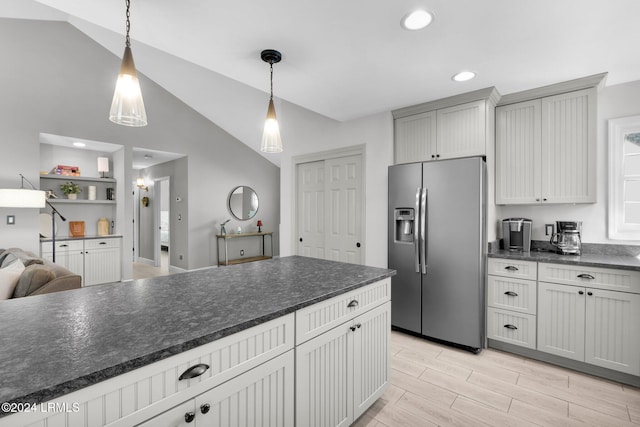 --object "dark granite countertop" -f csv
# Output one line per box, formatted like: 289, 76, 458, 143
0, 256, 395, 413
489, 249, 640, 271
